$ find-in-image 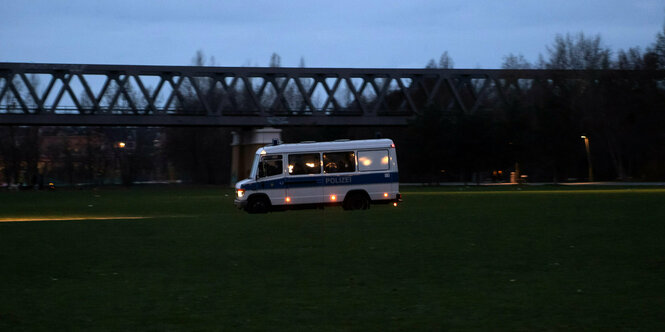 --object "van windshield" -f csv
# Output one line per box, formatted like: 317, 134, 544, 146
249, 154, 259, 179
